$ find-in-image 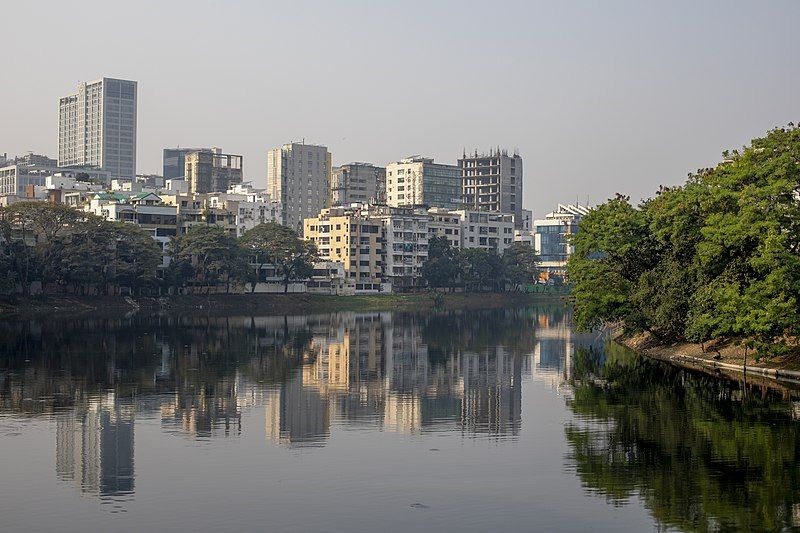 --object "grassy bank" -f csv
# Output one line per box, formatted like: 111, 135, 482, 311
0, 291, 564, 319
